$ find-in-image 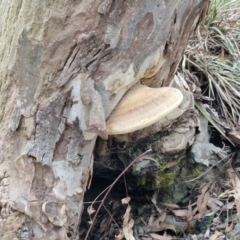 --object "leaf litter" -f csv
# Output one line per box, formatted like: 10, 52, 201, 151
80, 151, 240, 239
